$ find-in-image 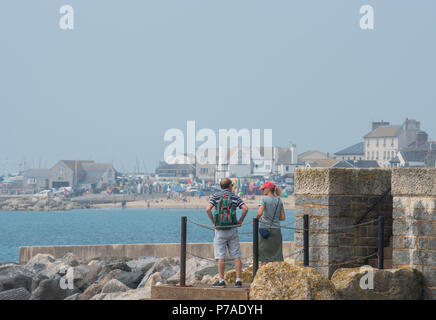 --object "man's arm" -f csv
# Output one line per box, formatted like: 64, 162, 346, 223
206, 203, 216, 227
237, 204, 248, 225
